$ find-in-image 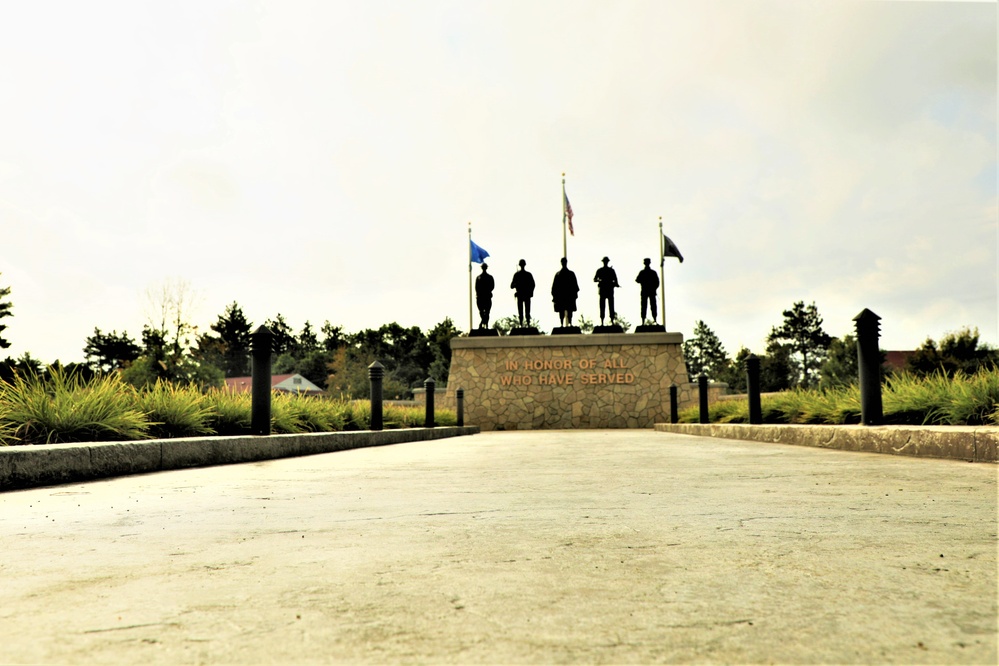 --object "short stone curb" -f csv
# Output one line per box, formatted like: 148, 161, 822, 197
655, 423, 998, 463
0, 426, 480, 491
